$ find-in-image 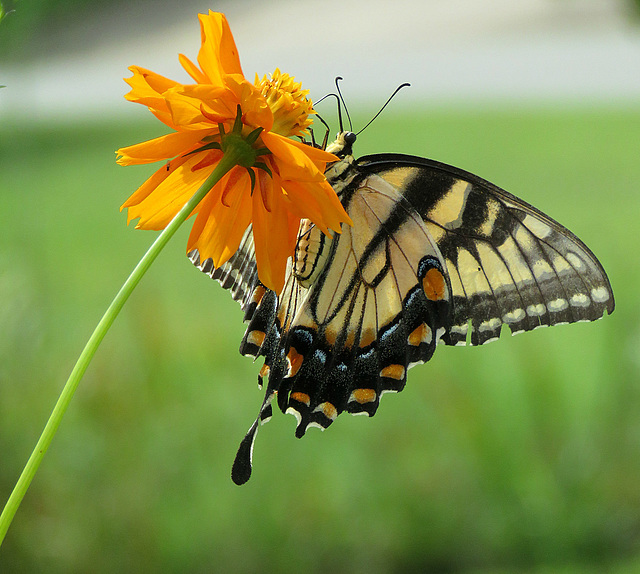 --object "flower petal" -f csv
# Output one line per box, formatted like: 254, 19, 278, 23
164, 94, 209, 129
178, 53, 208, 84
219, 166, 248, 207
261, 131, 333, 182
120, 153, 192, 213
267, 131, 339, 164
124, 66, 179, 104
186, 176, 223, 251
224, 75, 273, 131
176, 84, 238, 124
116, 131, 205, 165
191, 149, 224, 172
123, 66, 182, 129
188, 167, 253, 267
281, 176, 352, 235
197, 11, 244, 85
251, 172, 299, 293
124, 153, 211, 230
